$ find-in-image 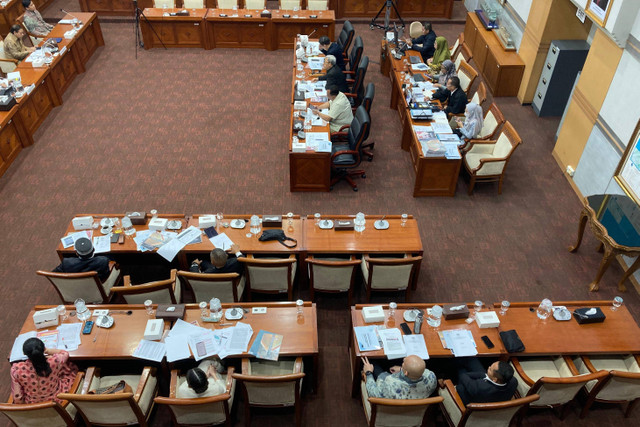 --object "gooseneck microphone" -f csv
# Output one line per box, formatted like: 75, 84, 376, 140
60, 9, 83, 24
